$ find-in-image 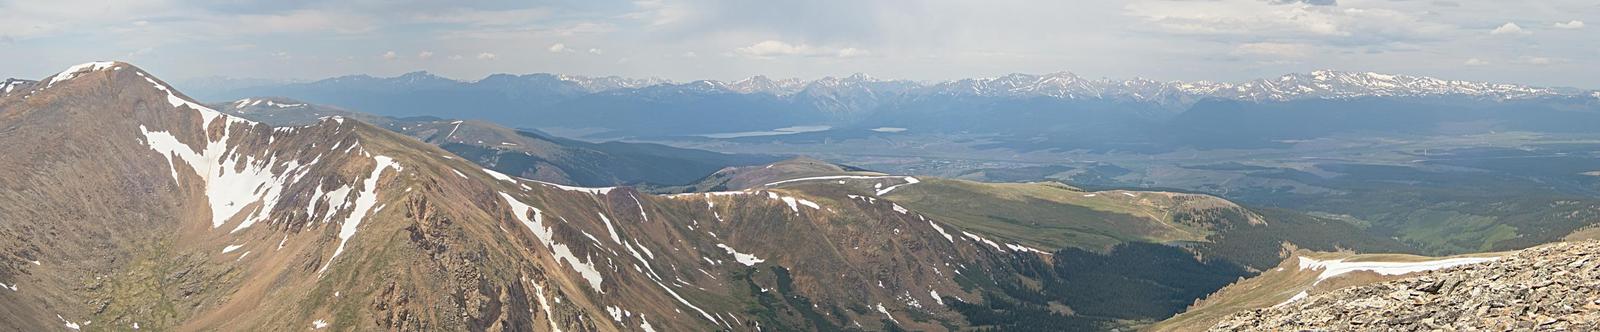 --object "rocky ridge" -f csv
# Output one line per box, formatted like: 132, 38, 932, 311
1212, 240, 1600, 331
